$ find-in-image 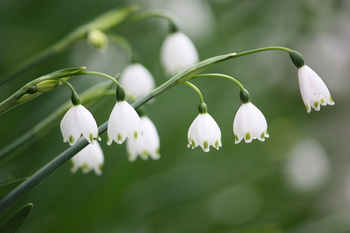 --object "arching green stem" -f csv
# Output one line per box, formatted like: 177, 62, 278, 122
106, 33, 138, 63
233, 46, 294, 58
0, 46, 298, 213
59, 79, 80, 105
118, 9, 179, 32
184, 81, 205, 104
0, 5, 139, 86
76, 71, 121, 87
193, 73, 246, 91
0, 82, 114, 164
192, 73, 251, 103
